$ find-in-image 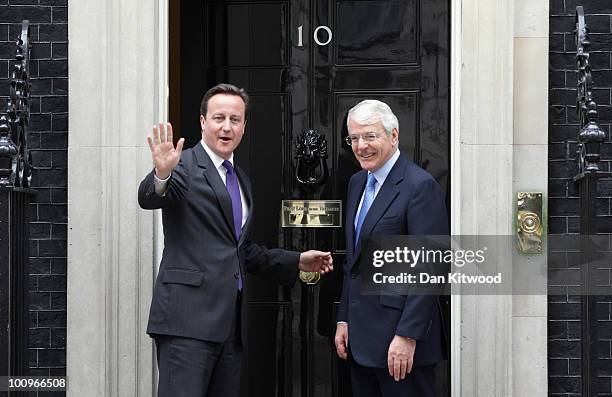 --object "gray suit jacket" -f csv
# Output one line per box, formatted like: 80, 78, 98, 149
138, 143, 299, 346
